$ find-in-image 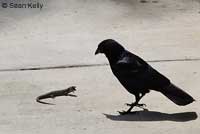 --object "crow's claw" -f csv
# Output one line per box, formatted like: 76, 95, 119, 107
125, 103, 136, 106
118, 110, 131, 115
125, 103, 132, 106
136, 103, 146, 107
125, 103, 146, 107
